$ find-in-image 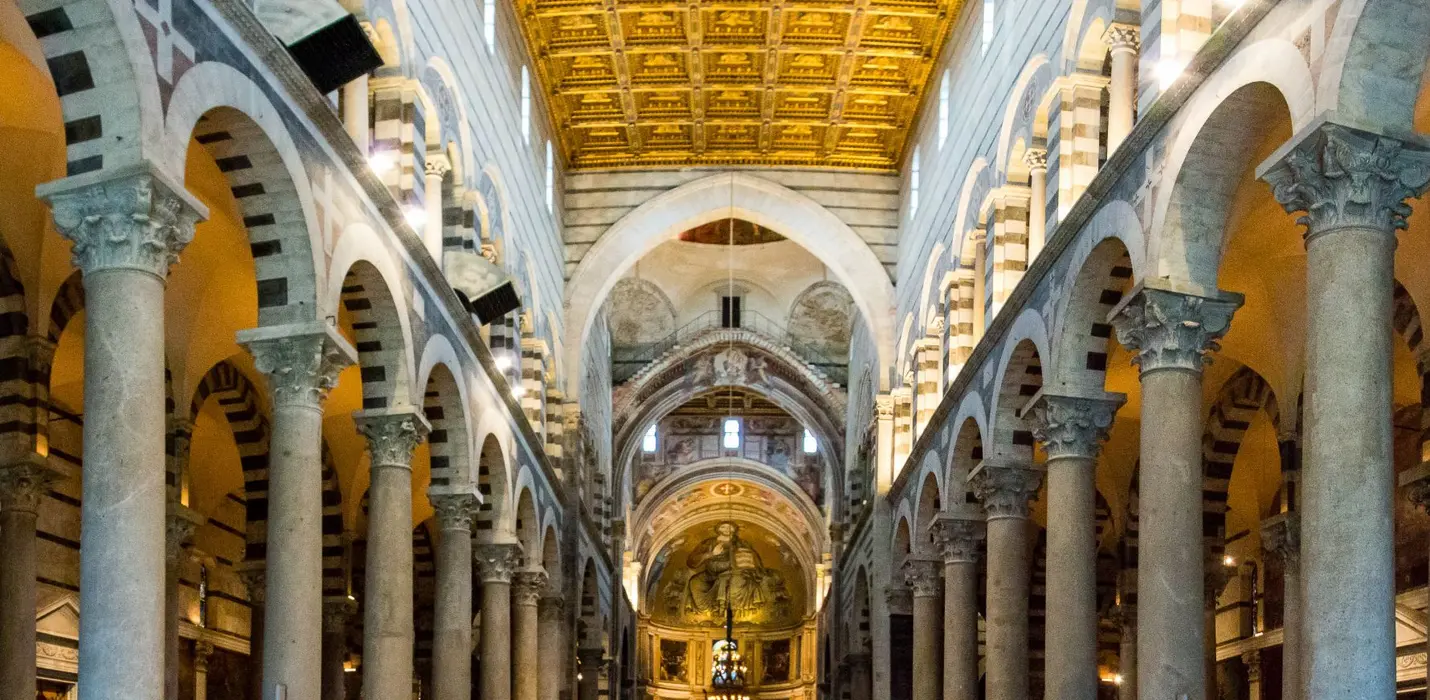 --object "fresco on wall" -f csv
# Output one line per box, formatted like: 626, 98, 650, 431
608, 278, 677, 347
787, 282, 854, 360
659, 638, 689, 682
650, 519, 804, 627
635, 410, 823, 505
